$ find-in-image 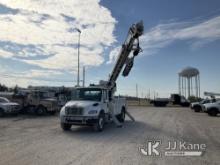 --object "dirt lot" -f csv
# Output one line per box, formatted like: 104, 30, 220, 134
0, 106, 219, 165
